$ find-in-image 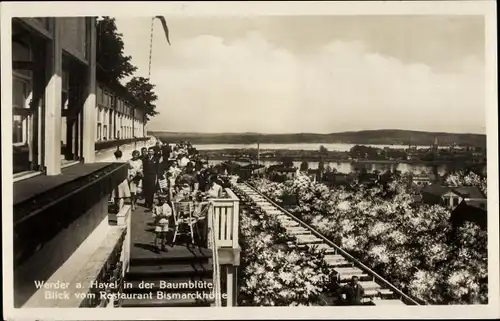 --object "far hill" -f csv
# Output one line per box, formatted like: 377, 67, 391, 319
149, 130, 486, 148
